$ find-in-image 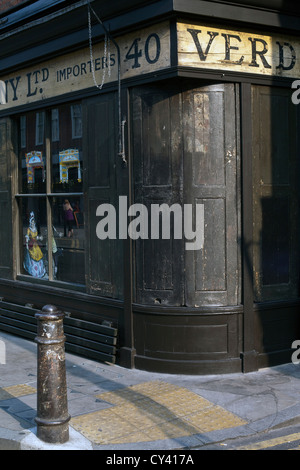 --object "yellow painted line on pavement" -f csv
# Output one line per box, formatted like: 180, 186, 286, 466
237, 432, 300, 450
